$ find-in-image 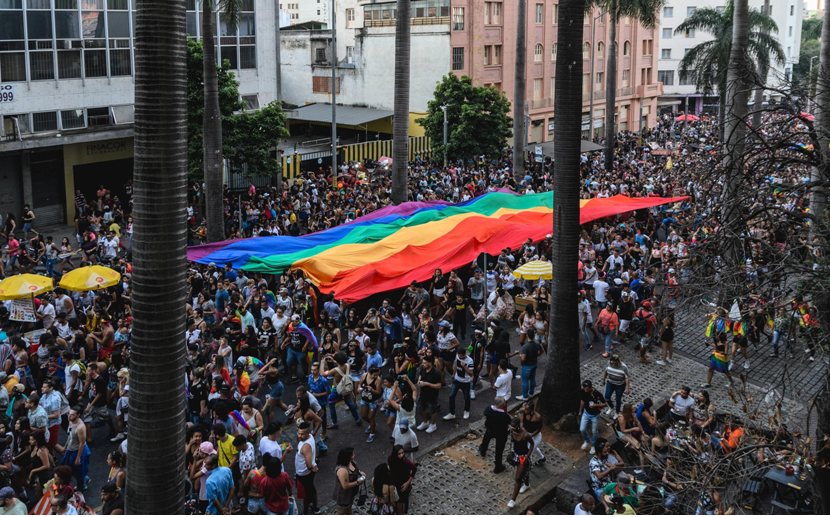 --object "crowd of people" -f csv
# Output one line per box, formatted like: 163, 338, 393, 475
0, 108, 822, 515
